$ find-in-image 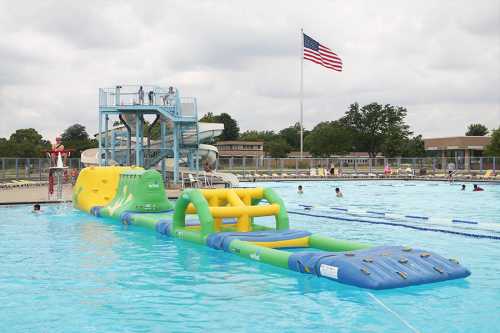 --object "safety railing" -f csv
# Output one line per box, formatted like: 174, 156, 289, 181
99, 85, 176, 107
99, 85, 198, 121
